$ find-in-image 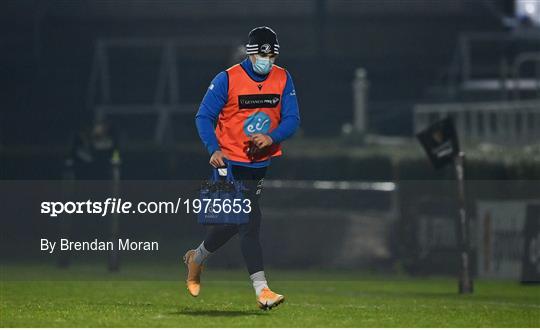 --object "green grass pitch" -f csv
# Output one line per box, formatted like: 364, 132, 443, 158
1, 263, 539, 327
